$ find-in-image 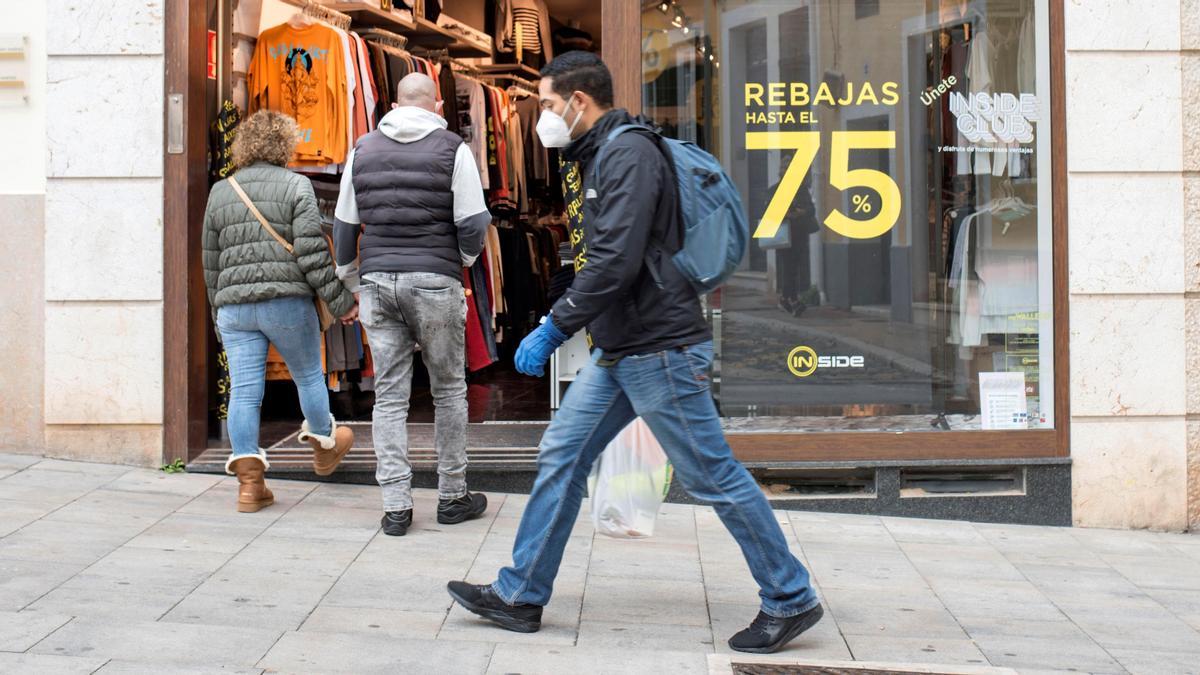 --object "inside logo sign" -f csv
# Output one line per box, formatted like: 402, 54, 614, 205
787, 346, 865, 378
